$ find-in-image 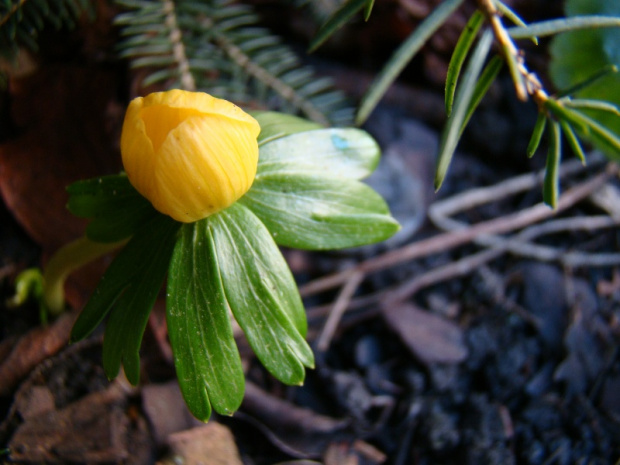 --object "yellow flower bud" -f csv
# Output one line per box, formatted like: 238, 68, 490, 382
120, 89, 260, 223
